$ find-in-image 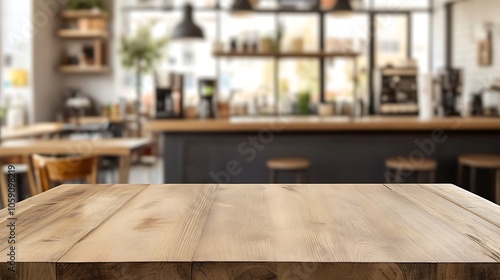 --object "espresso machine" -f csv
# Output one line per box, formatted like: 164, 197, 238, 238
377, 66, 419, 115
155, 73, 184, 119
439, 68, 462, 116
